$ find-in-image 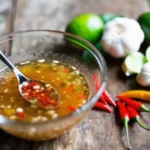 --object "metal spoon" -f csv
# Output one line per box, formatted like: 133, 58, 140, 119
0, 51, 60, 109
